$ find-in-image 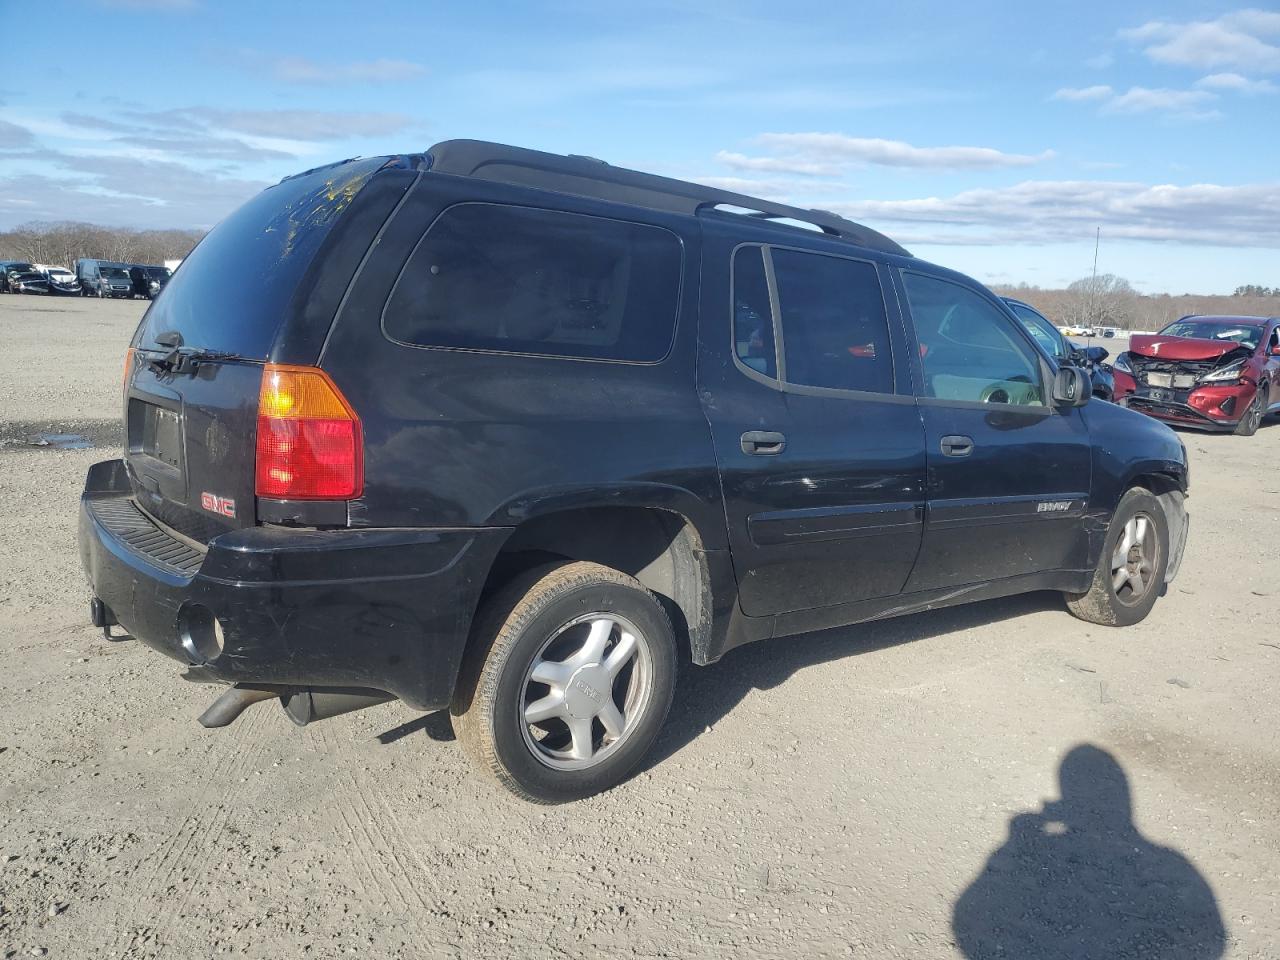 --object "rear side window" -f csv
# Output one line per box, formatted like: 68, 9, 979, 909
732, 246, 776, 378
384, 203, 682, 362
904, 272, 1044, 407
771, 248, 894, 394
